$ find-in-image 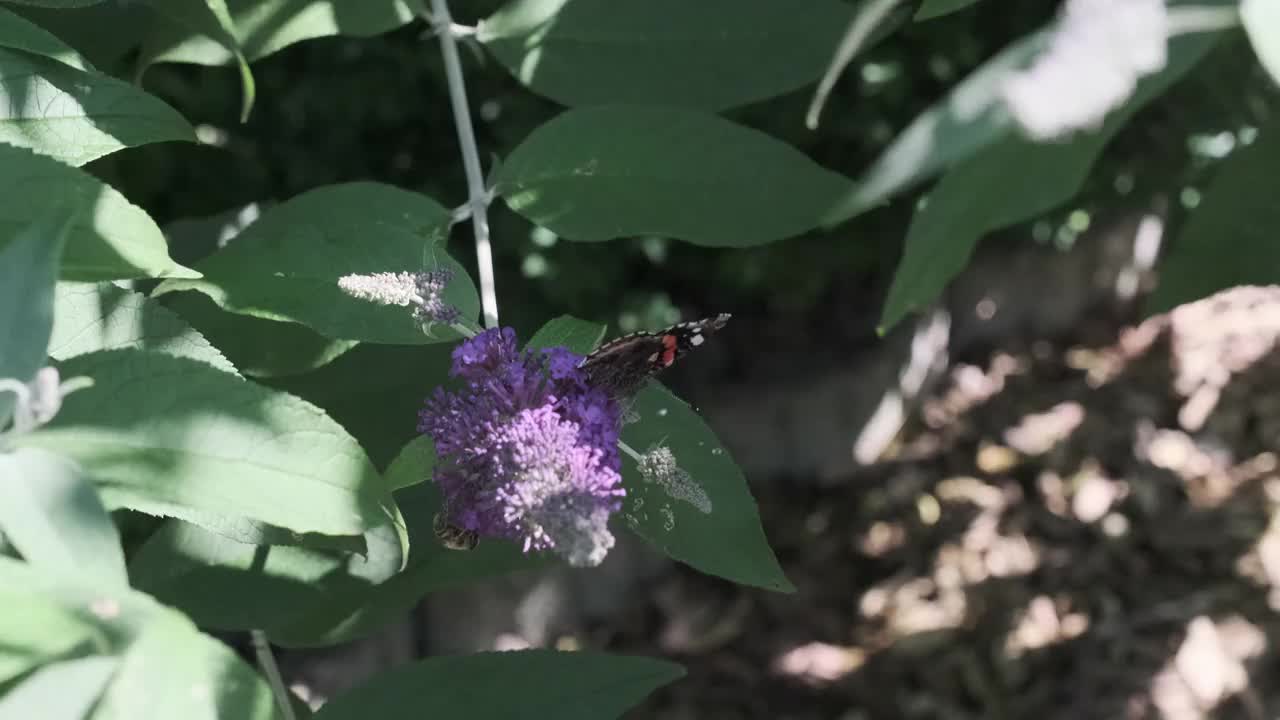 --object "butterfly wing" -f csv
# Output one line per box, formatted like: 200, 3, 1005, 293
580, 314, 730, 402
